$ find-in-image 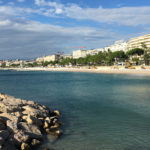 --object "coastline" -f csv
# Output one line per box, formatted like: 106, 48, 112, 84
0, 93, 62, 150
1, 66, 150, 76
